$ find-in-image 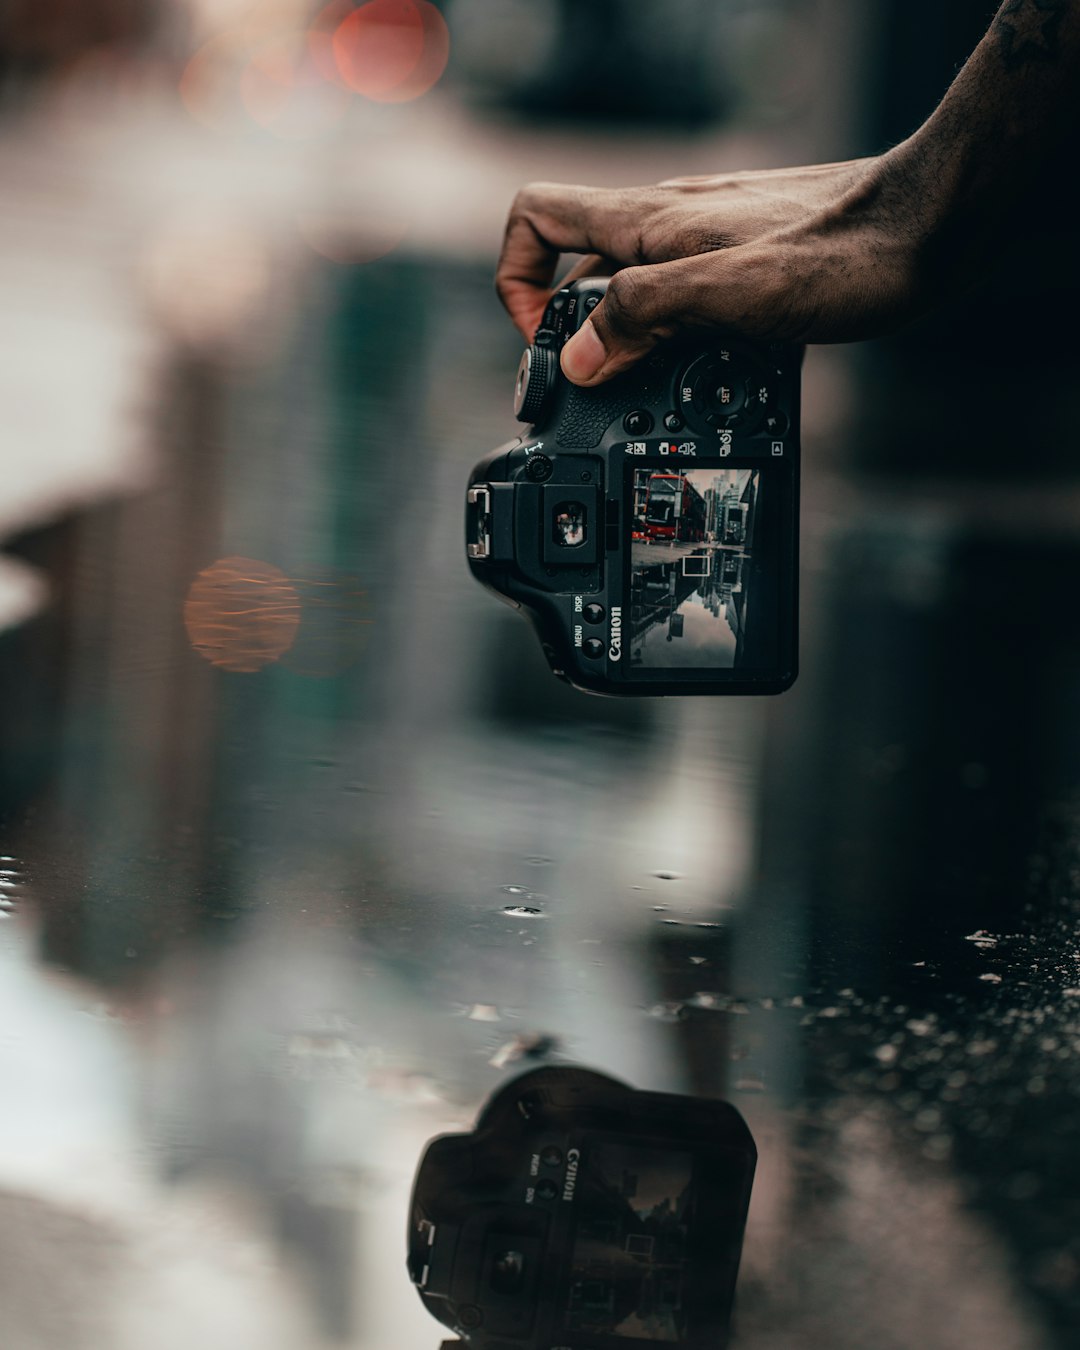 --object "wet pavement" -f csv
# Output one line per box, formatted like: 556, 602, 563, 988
3, 32, 1080, 1350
